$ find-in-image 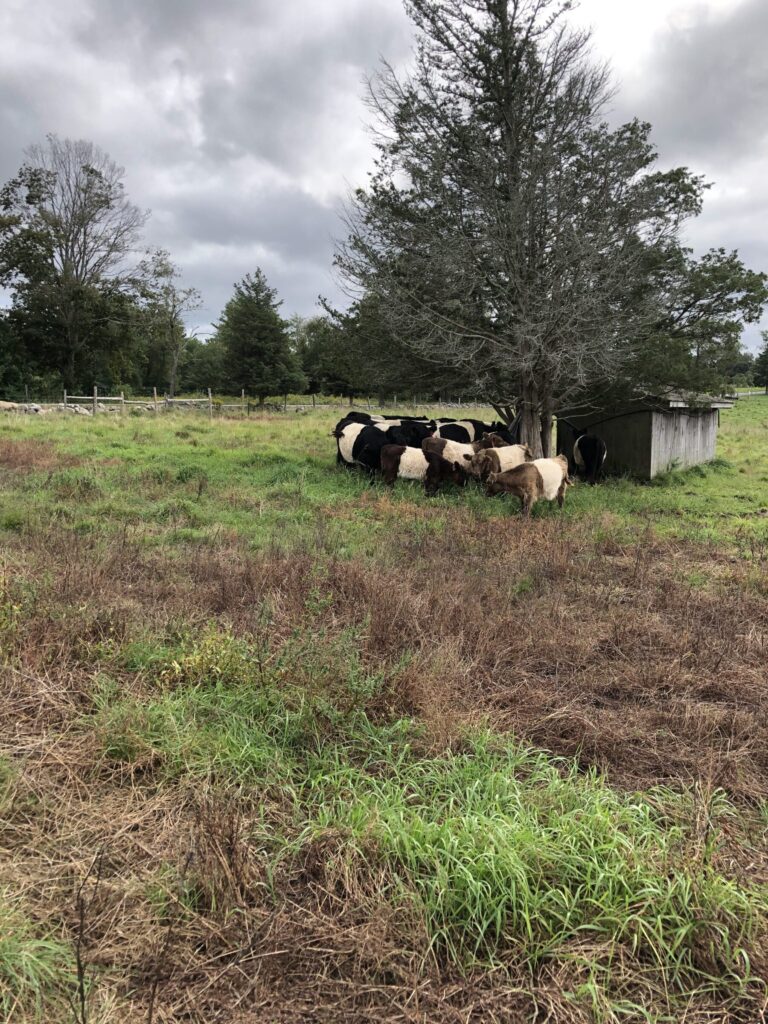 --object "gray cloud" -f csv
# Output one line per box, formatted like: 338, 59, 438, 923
0, 0, 412, 326
617, 0, 768, 167
0, 0, 765, 350
604, 0, 768, 349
